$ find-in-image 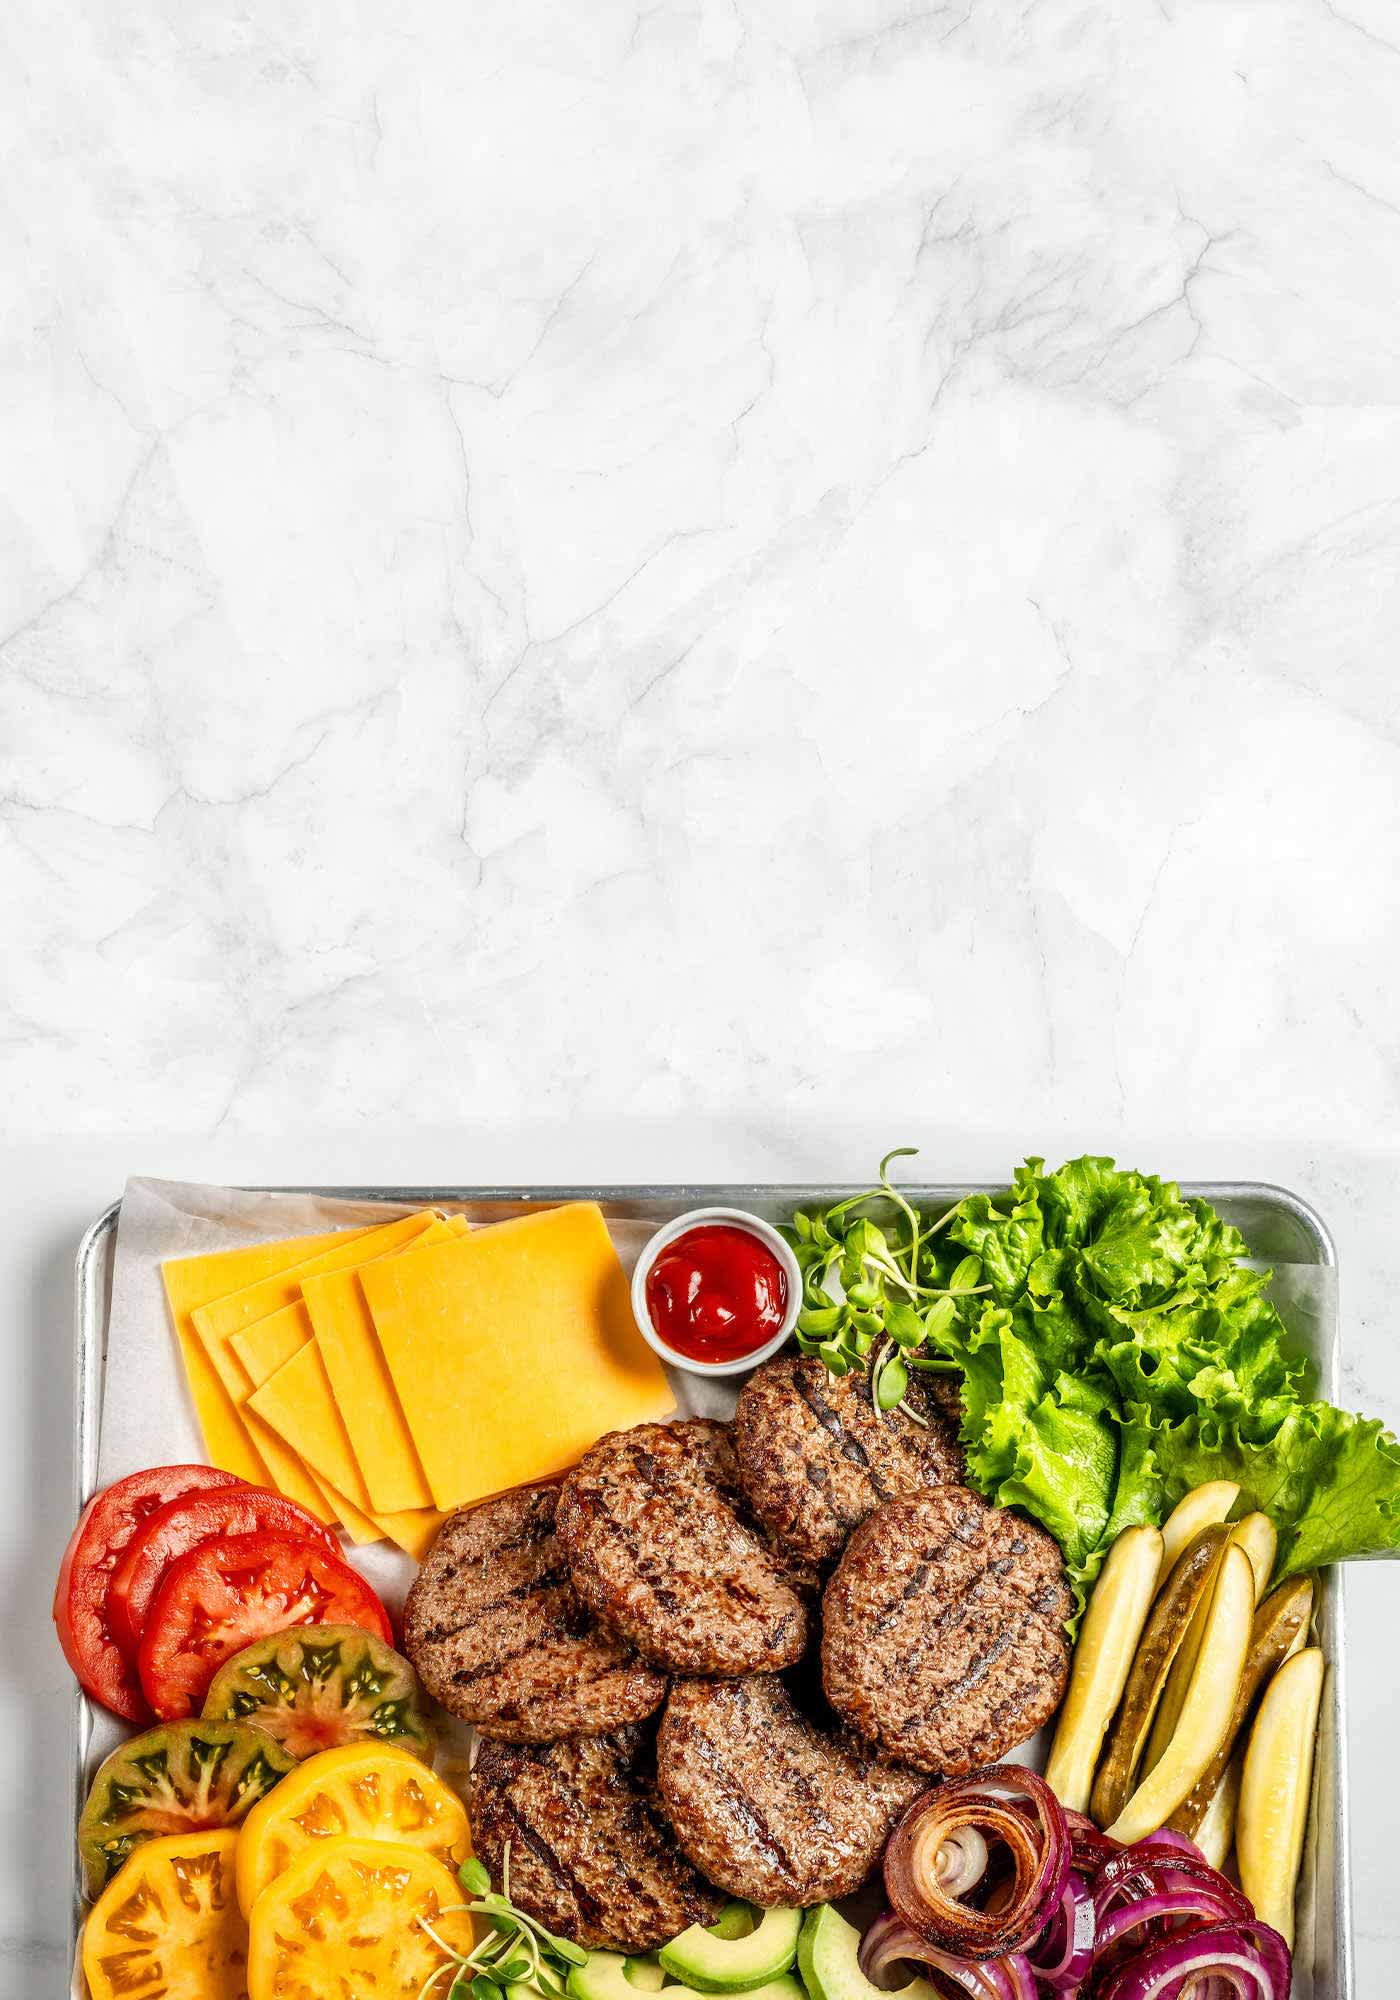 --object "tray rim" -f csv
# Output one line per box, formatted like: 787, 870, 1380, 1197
69, 1179, 1350, 1997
